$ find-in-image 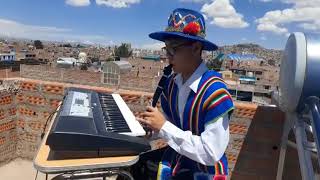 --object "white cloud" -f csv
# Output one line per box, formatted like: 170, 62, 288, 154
0, 18, 71, 36
201, 0, 249, 28
282, 0, 320, 8
256, 0, 320, 35
247, 0, 271, 3
260, 36, 267, 41
65, 0, 141, 8
95, 0, 140, 8
179, 0, 209, 2
141, 42, 165, 50
65, 0, 91, 7
298, 20, 320, 31
0, 18, 112, 45
241, 37, 247, 41
257, 21, 288, 35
